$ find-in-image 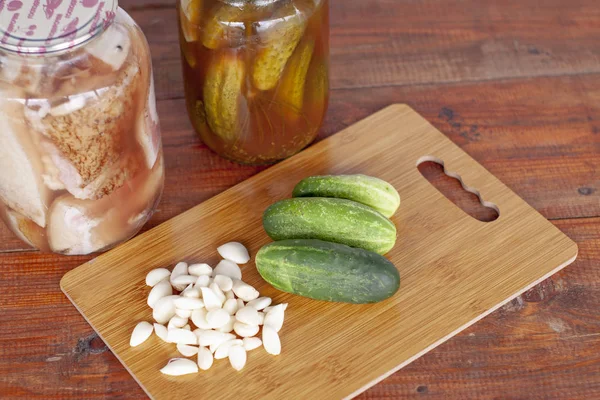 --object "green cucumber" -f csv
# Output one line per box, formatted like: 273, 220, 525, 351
263, 197, 397, 254
292, 174, 401, 217
256, 239, 400, 304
